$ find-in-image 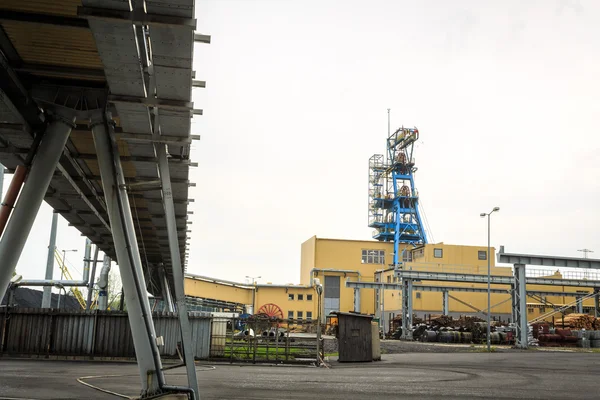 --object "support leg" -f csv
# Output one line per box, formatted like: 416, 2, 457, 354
86, 246, 100, 310
442, 290, 448, 316
156, 143, 199, 399
92, 117, 164, 395
576, 296, 583, 314
401, 278, 413, 340
353, 288, 361, 313
159, 266, 175, 312
0, 114, 75, 301
41, 212, 59, 308
513, 264, 528, 349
